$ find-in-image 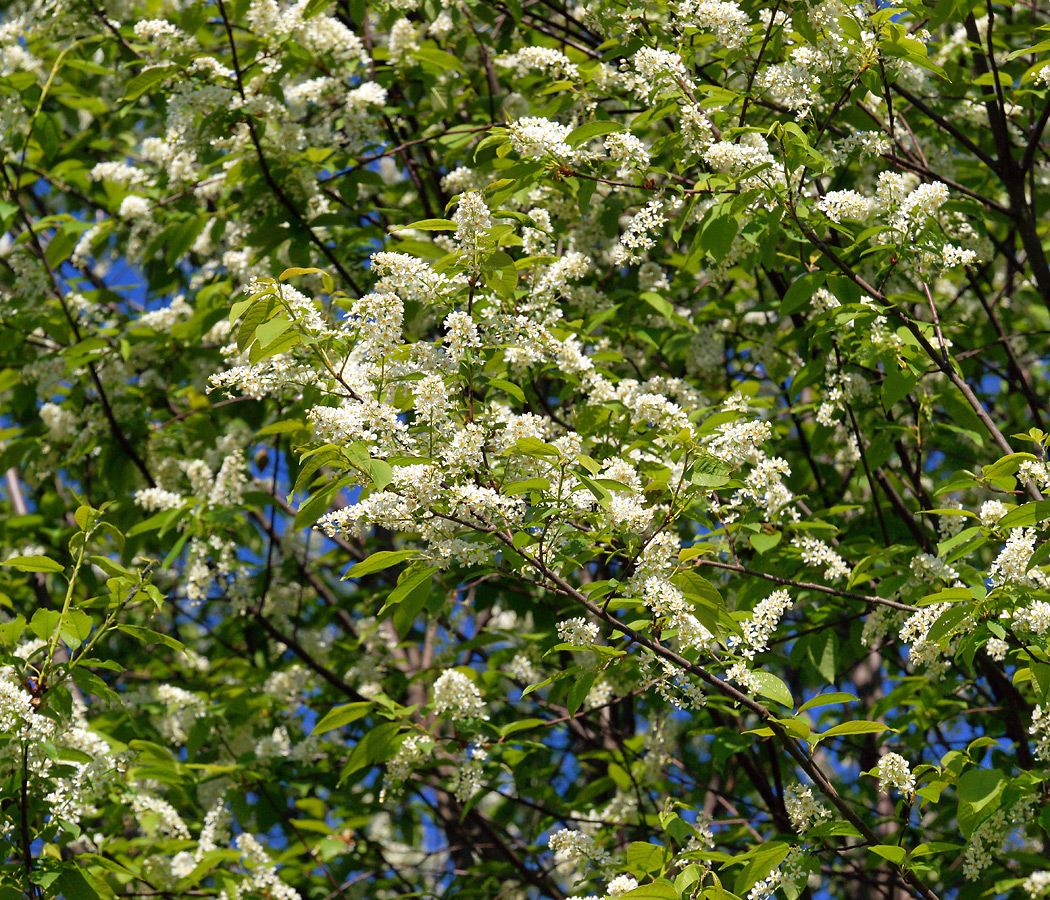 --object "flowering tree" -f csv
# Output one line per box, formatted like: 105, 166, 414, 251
5, 0, 1050, 897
